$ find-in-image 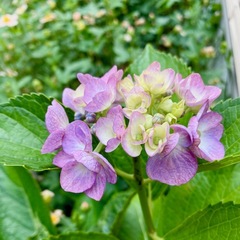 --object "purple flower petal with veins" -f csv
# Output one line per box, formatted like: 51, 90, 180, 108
188, 103, 225, 161
41, 100, 69, 153
56, 150, 117, 201
147, 126, 198, 185
96, 105, 125, 152
62, 120, 92, 155
174, 73, 221, 109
